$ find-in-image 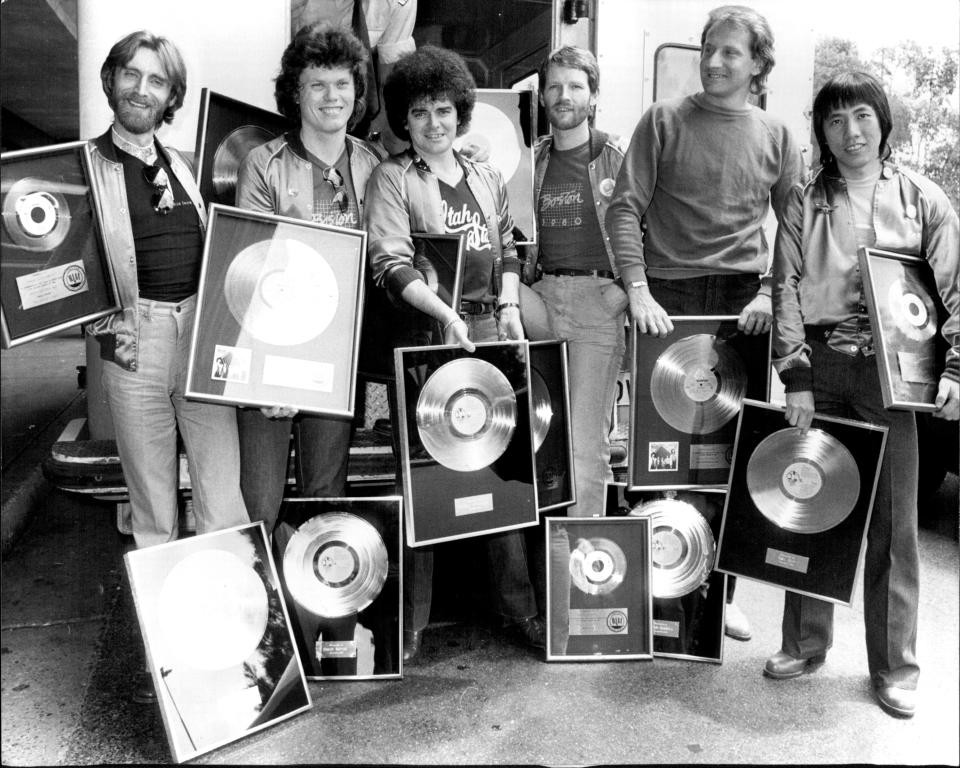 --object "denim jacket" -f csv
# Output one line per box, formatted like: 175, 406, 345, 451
364, 150, 520, 300
523, 127, 626, 284
773, 163, 959, 390
84, 130, 206, 371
